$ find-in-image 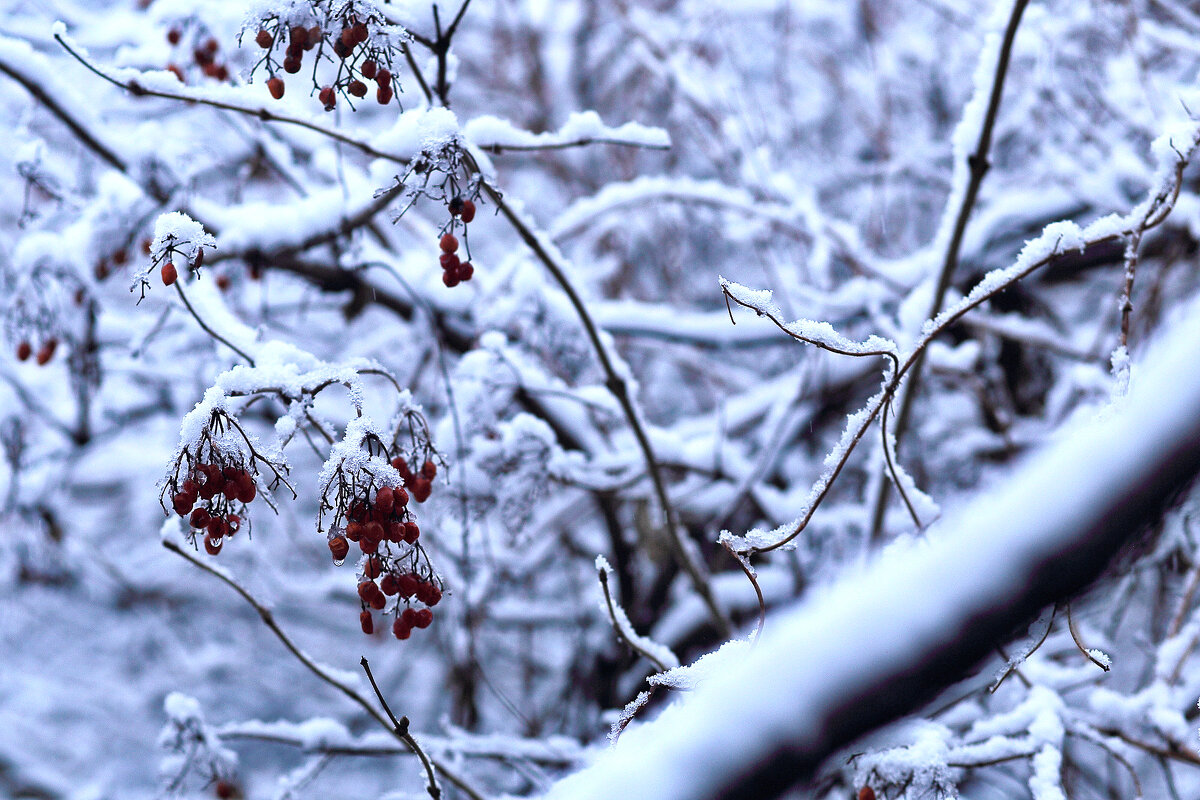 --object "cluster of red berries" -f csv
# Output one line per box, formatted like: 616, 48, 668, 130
251, 17, 395, 109
14, 337, 57, 366
439, 197, 477, 287
170, 462, 257, 556
326, 456, 443, 640
165, 29, 231, 83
